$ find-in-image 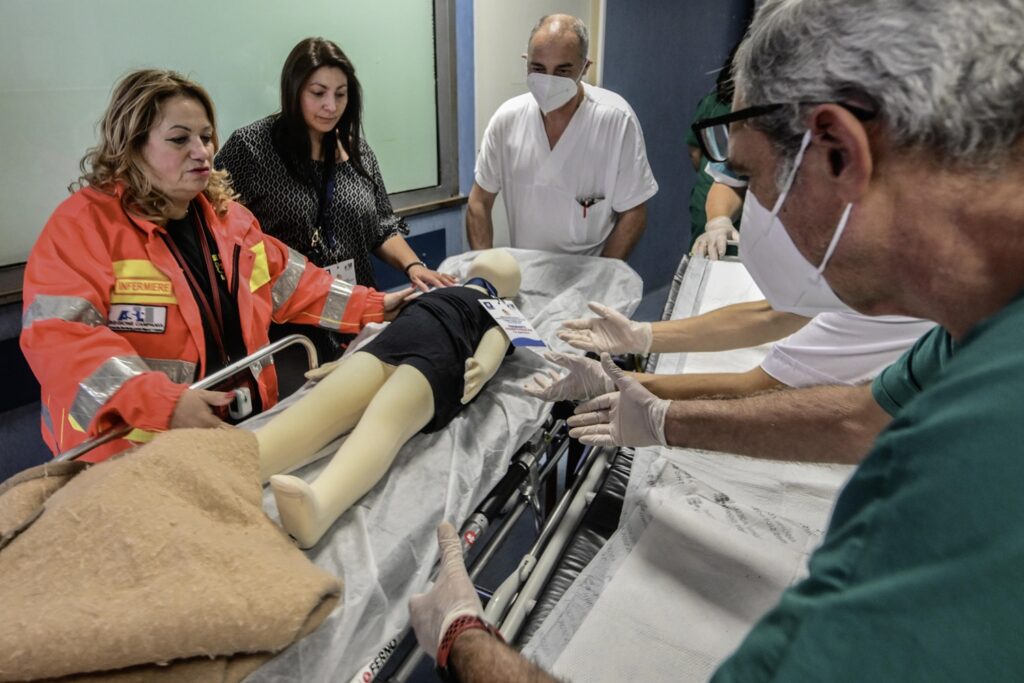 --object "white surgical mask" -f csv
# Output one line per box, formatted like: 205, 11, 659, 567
740, 131, 853, 316
527, 68, 584, 114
